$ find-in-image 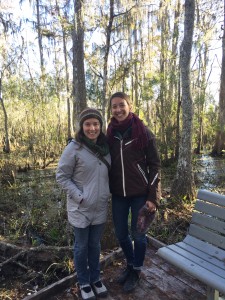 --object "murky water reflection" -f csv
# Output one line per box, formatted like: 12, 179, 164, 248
194, 155, 225, 192
15, 157, 225, 194
161, 155, 225, 193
